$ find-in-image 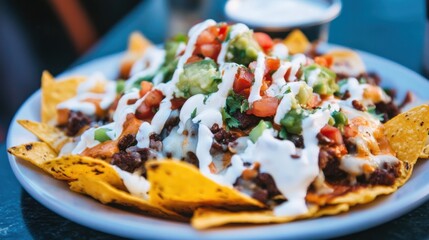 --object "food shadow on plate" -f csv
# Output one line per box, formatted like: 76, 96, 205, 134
20, 190, 125, 240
